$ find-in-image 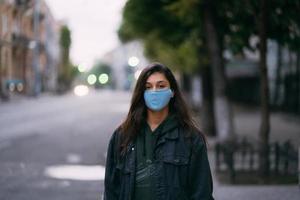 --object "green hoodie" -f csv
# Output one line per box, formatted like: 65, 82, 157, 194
134, 114, 178, 200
